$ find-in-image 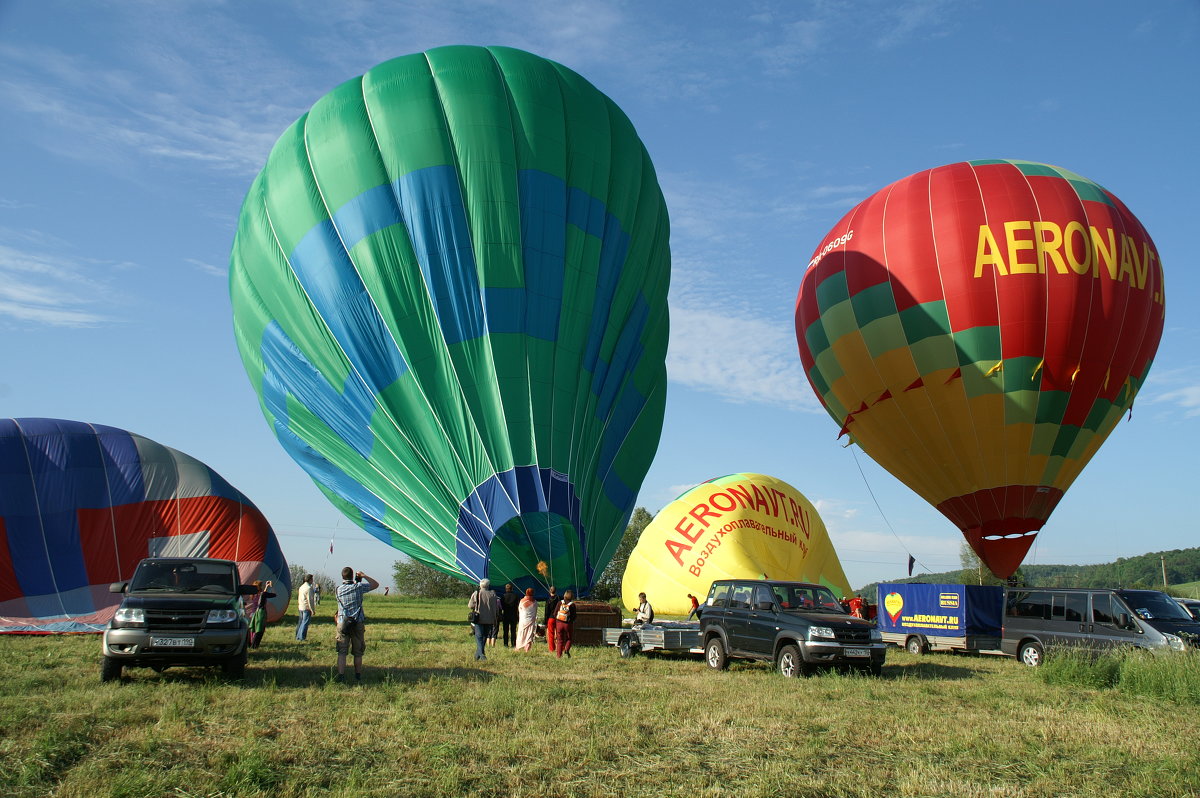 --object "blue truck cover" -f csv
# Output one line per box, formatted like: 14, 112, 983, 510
877, 583, 1004, 638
